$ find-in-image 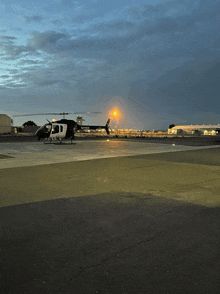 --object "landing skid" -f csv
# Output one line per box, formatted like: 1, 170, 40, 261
53, 142, 76, 145
44, 139, 76, 145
